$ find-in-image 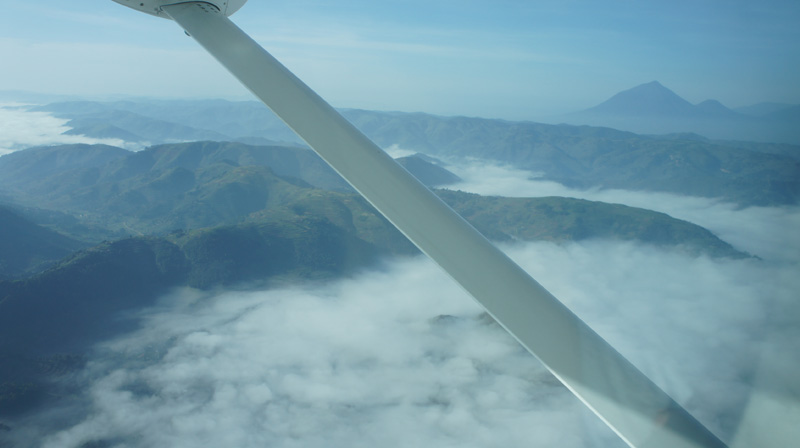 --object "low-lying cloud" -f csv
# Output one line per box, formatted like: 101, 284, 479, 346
3, 151, 797, 448
445, 157, 800, 262
37, 255, 622, 448
15, 201, 797, 447
0, 104, 144, 156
